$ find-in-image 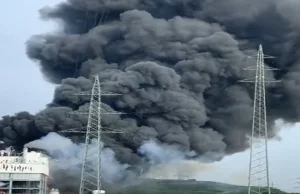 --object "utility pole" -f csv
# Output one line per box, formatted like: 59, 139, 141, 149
59, 75, 126, 194
240, 45, 280, 194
